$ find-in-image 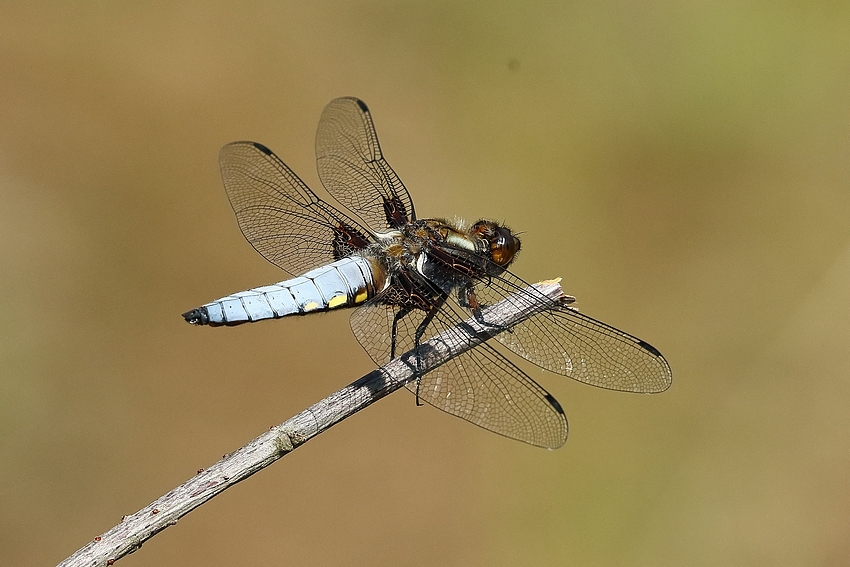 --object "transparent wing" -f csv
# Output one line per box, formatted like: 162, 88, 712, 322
316, 97, 415, 231
219, 141, 374, 276
350, 286, 567, 448
471, 269, 673, 393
